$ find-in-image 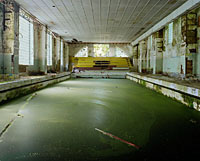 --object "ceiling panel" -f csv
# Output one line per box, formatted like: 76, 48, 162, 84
15, 0, 188, 43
